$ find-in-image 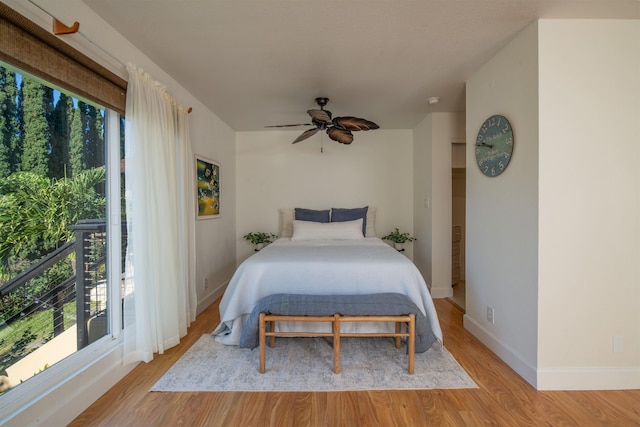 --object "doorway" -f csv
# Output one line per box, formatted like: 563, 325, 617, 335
450, 142, 466, 310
